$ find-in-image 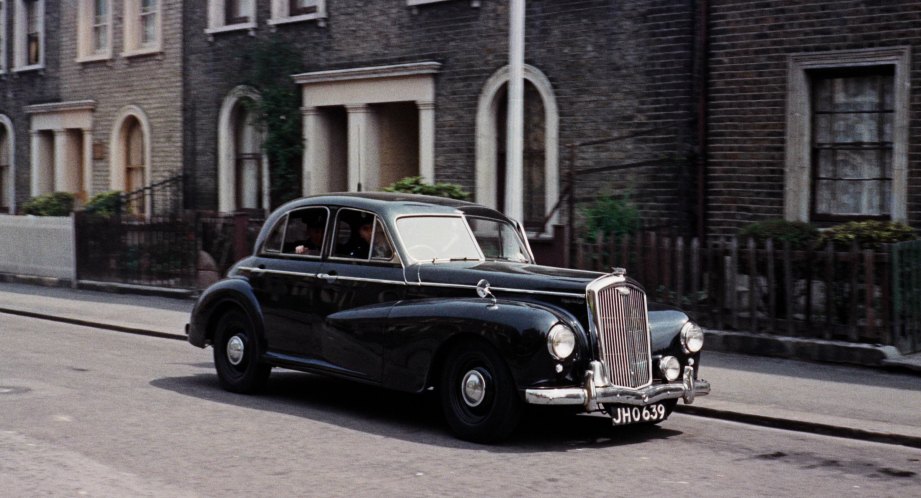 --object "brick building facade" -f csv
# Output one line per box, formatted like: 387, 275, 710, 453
185, 0, 700, 234
707, 0, 921, 235
0, 0, 182, 215
0, 0, 61, 213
